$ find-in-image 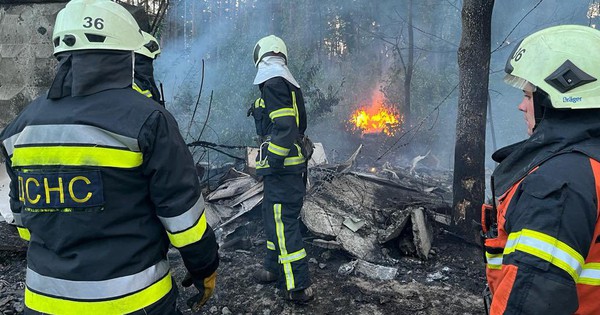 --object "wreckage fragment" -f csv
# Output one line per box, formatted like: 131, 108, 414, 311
337, 259, 399, 281
355, 259, 399, 281
302, 167, 448, 264
411, 207, 433, 260
378, 210, 410, 244
206, 176, 257, 201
